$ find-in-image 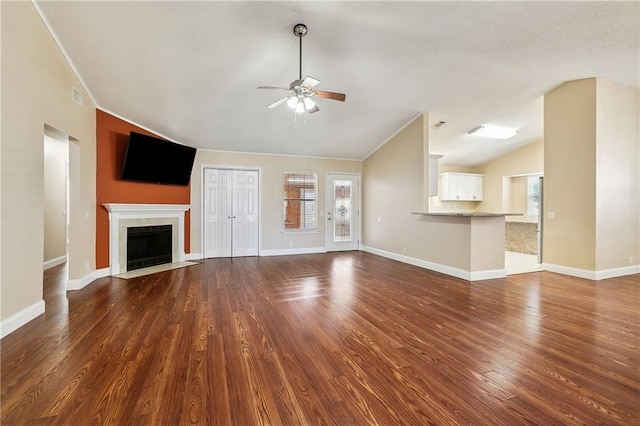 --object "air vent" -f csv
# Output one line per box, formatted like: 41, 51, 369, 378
71, 87, 83, 107
431, 121, 446, 129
